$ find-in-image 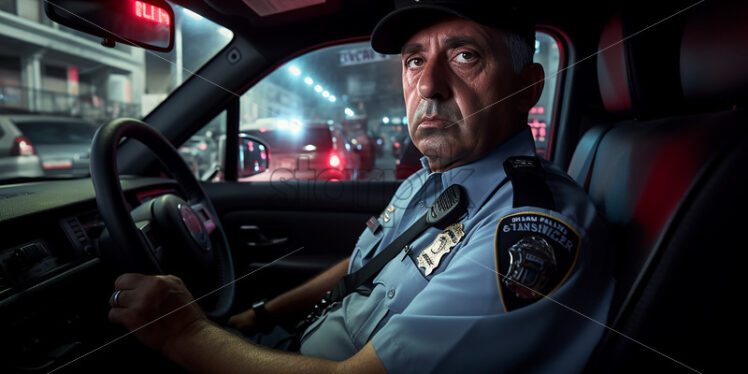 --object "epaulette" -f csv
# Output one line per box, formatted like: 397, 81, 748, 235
503, 156, 556, 210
